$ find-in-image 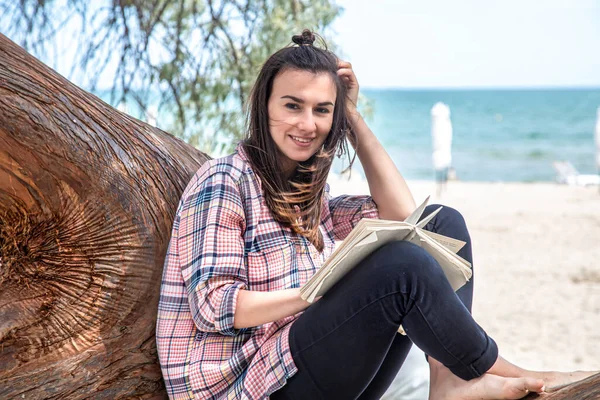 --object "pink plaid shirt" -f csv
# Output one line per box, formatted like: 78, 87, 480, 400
156, 143, 379, 399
